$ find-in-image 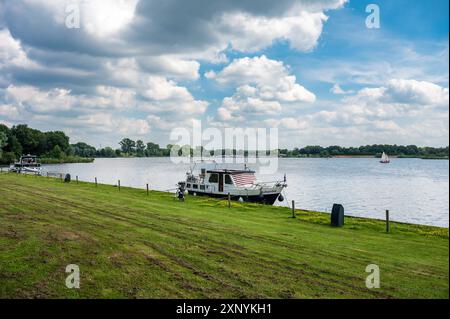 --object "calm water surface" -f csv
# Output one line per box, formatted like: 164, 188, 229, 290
42, 157, 449, 227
